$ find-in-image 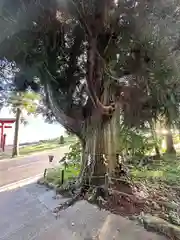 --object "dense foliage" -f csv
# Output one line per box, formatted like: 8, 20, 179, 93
0, 0, 180, 141
66, 141, 82, 165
